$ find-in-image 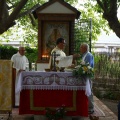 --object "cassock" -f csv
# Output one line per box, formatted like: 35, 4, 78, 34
11, 52, 29, 106
48, 46, 73, 69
